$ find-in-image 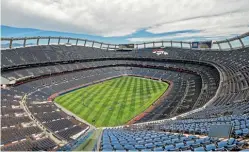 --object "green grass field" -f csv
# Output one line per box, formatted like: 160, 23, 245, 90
54, 76, 168, 127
